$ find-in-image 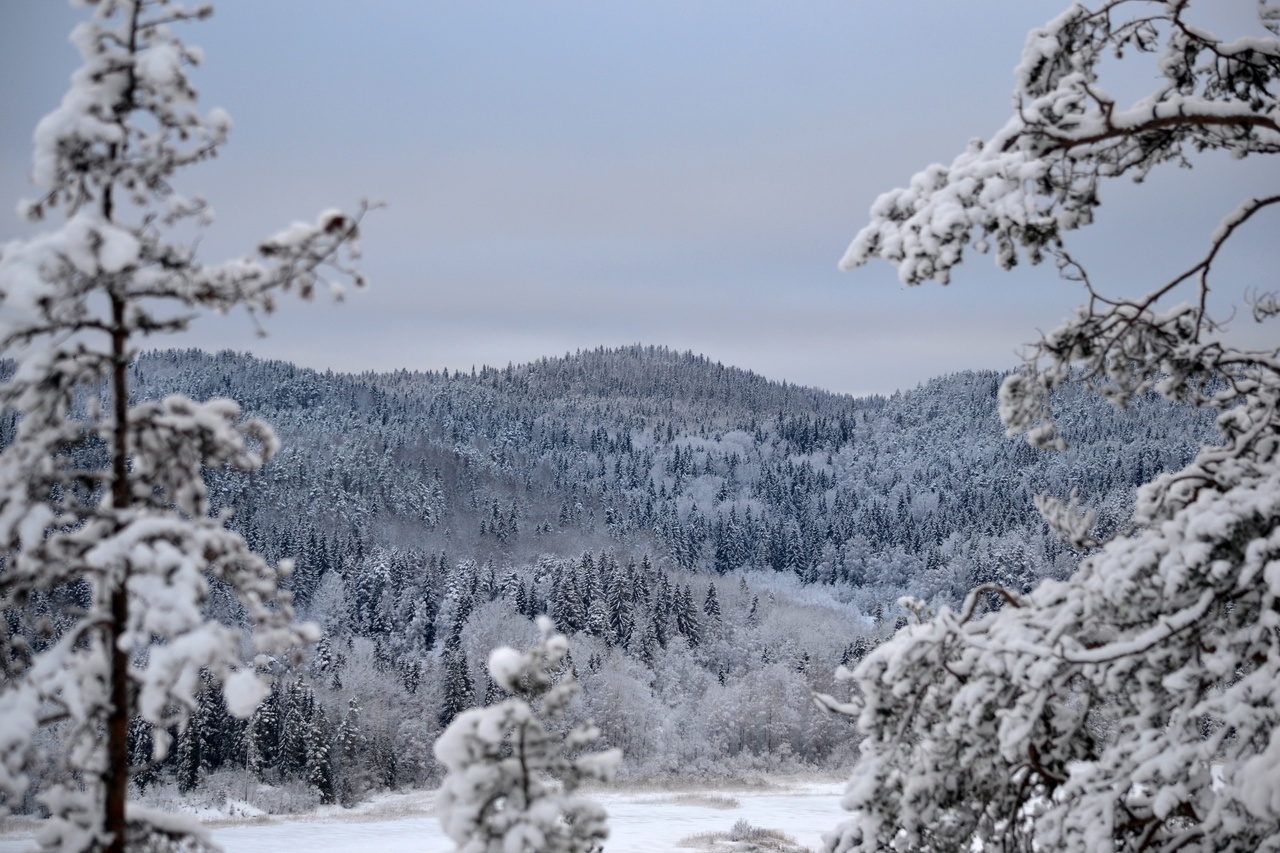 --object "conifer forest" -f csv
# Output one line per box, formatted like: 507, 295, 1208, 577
4, 0, 1278, 850
7, 344, 1202, 811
